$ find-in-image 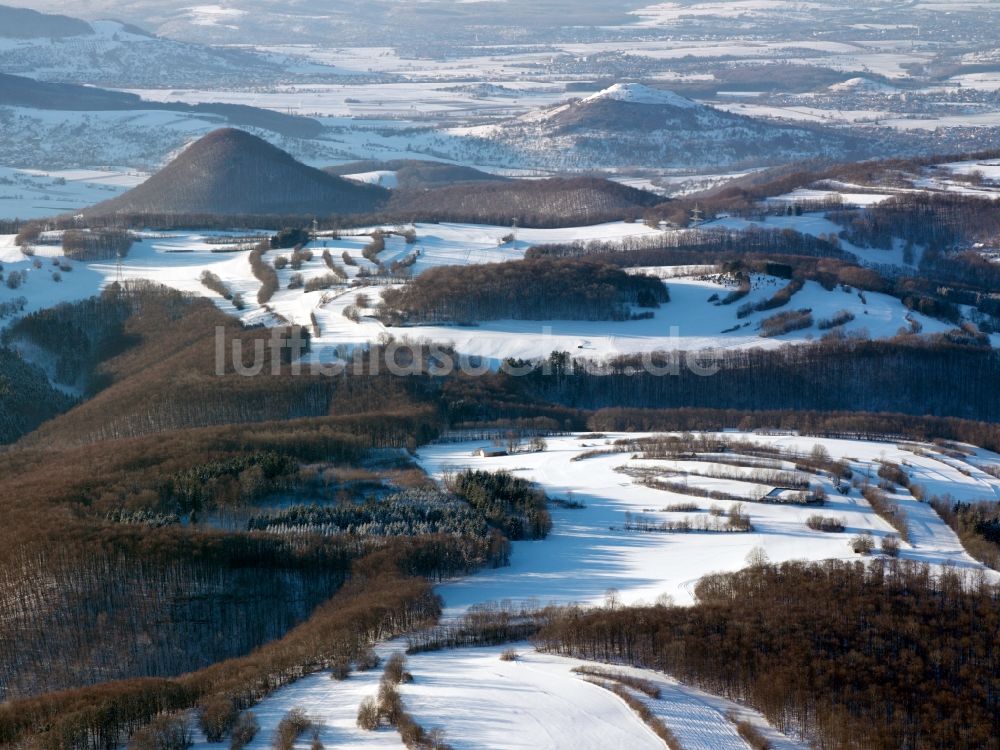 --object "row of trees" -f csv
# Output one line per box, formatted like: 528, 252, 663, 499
528, 225, 852, 264
249, 241, 279, 303
357, 653, 452, 749
200, 270, 243, 308
587, 407, 1000, 455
